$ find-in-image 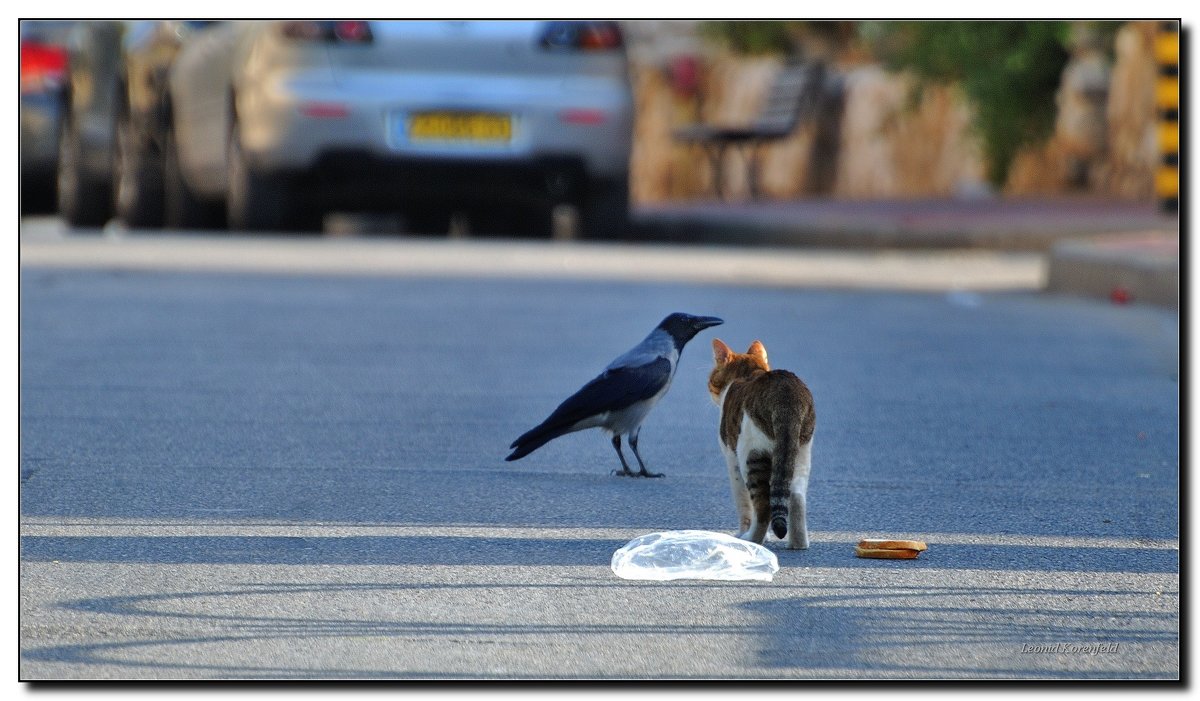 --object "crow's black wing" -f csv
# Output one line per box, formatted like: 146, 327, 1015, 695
540, 356, 672, 429
507, 357, 671, 456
